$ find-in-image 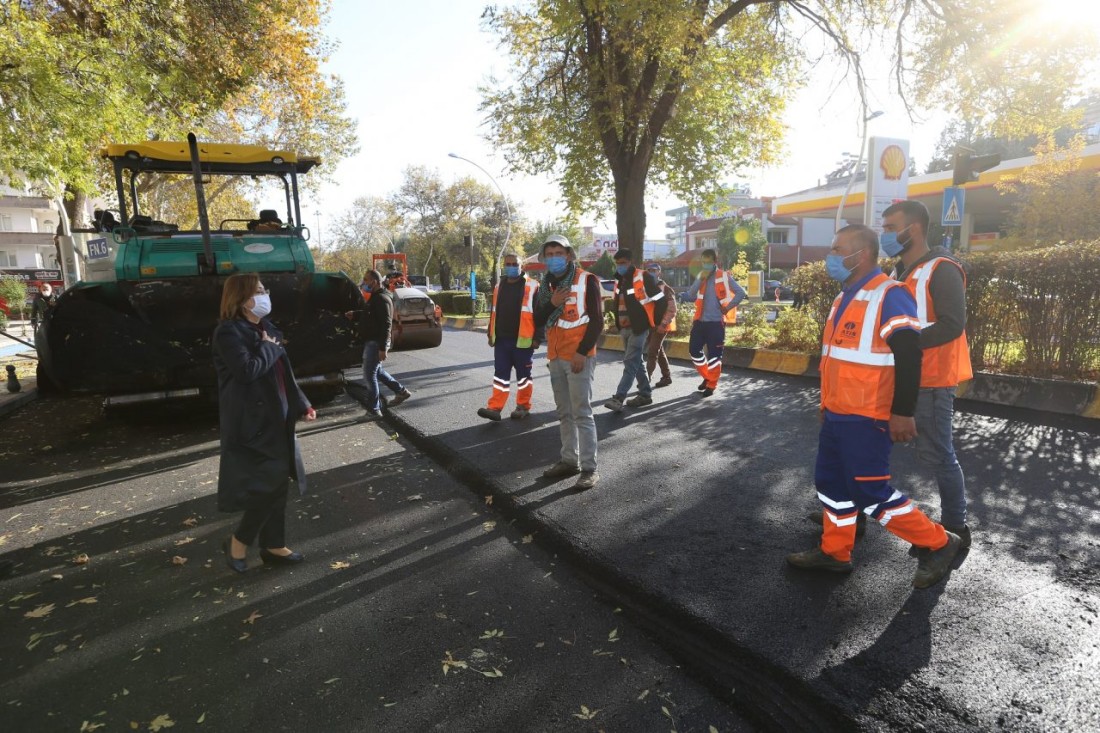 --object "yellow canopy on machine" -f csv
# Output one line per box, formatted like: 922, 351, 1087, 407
101, 142, 319, 173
